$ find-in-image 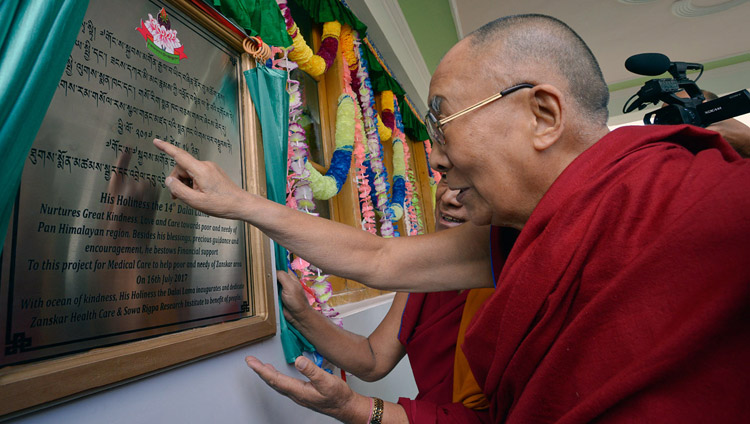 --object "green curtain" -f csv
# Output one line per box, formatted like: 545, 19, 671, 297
0, 0, 89, 254
244, 65, 290, 236
399, 97, 429, 141
244, 64, 316, 363
213, 0, 292, 47
293, 0, 367, 35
